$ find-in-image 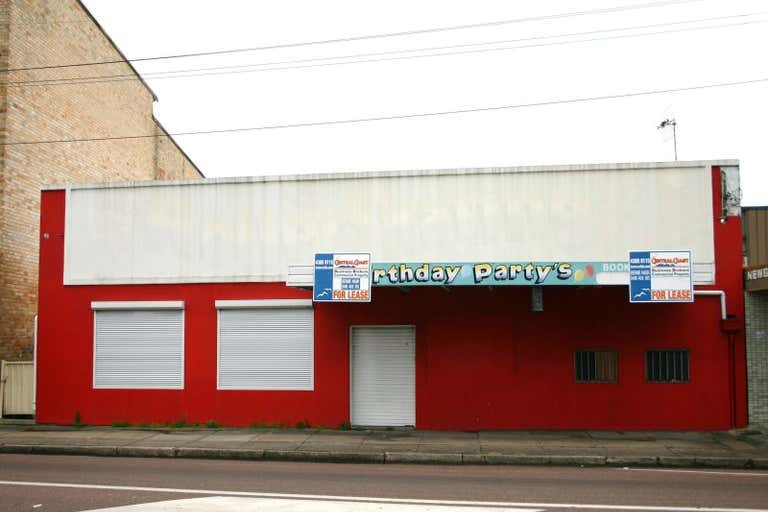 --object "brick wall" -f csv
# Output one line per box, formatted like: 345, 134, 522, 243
746, 290, 768, 427
154, 120, 200, 181
0, 0, 202, 361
